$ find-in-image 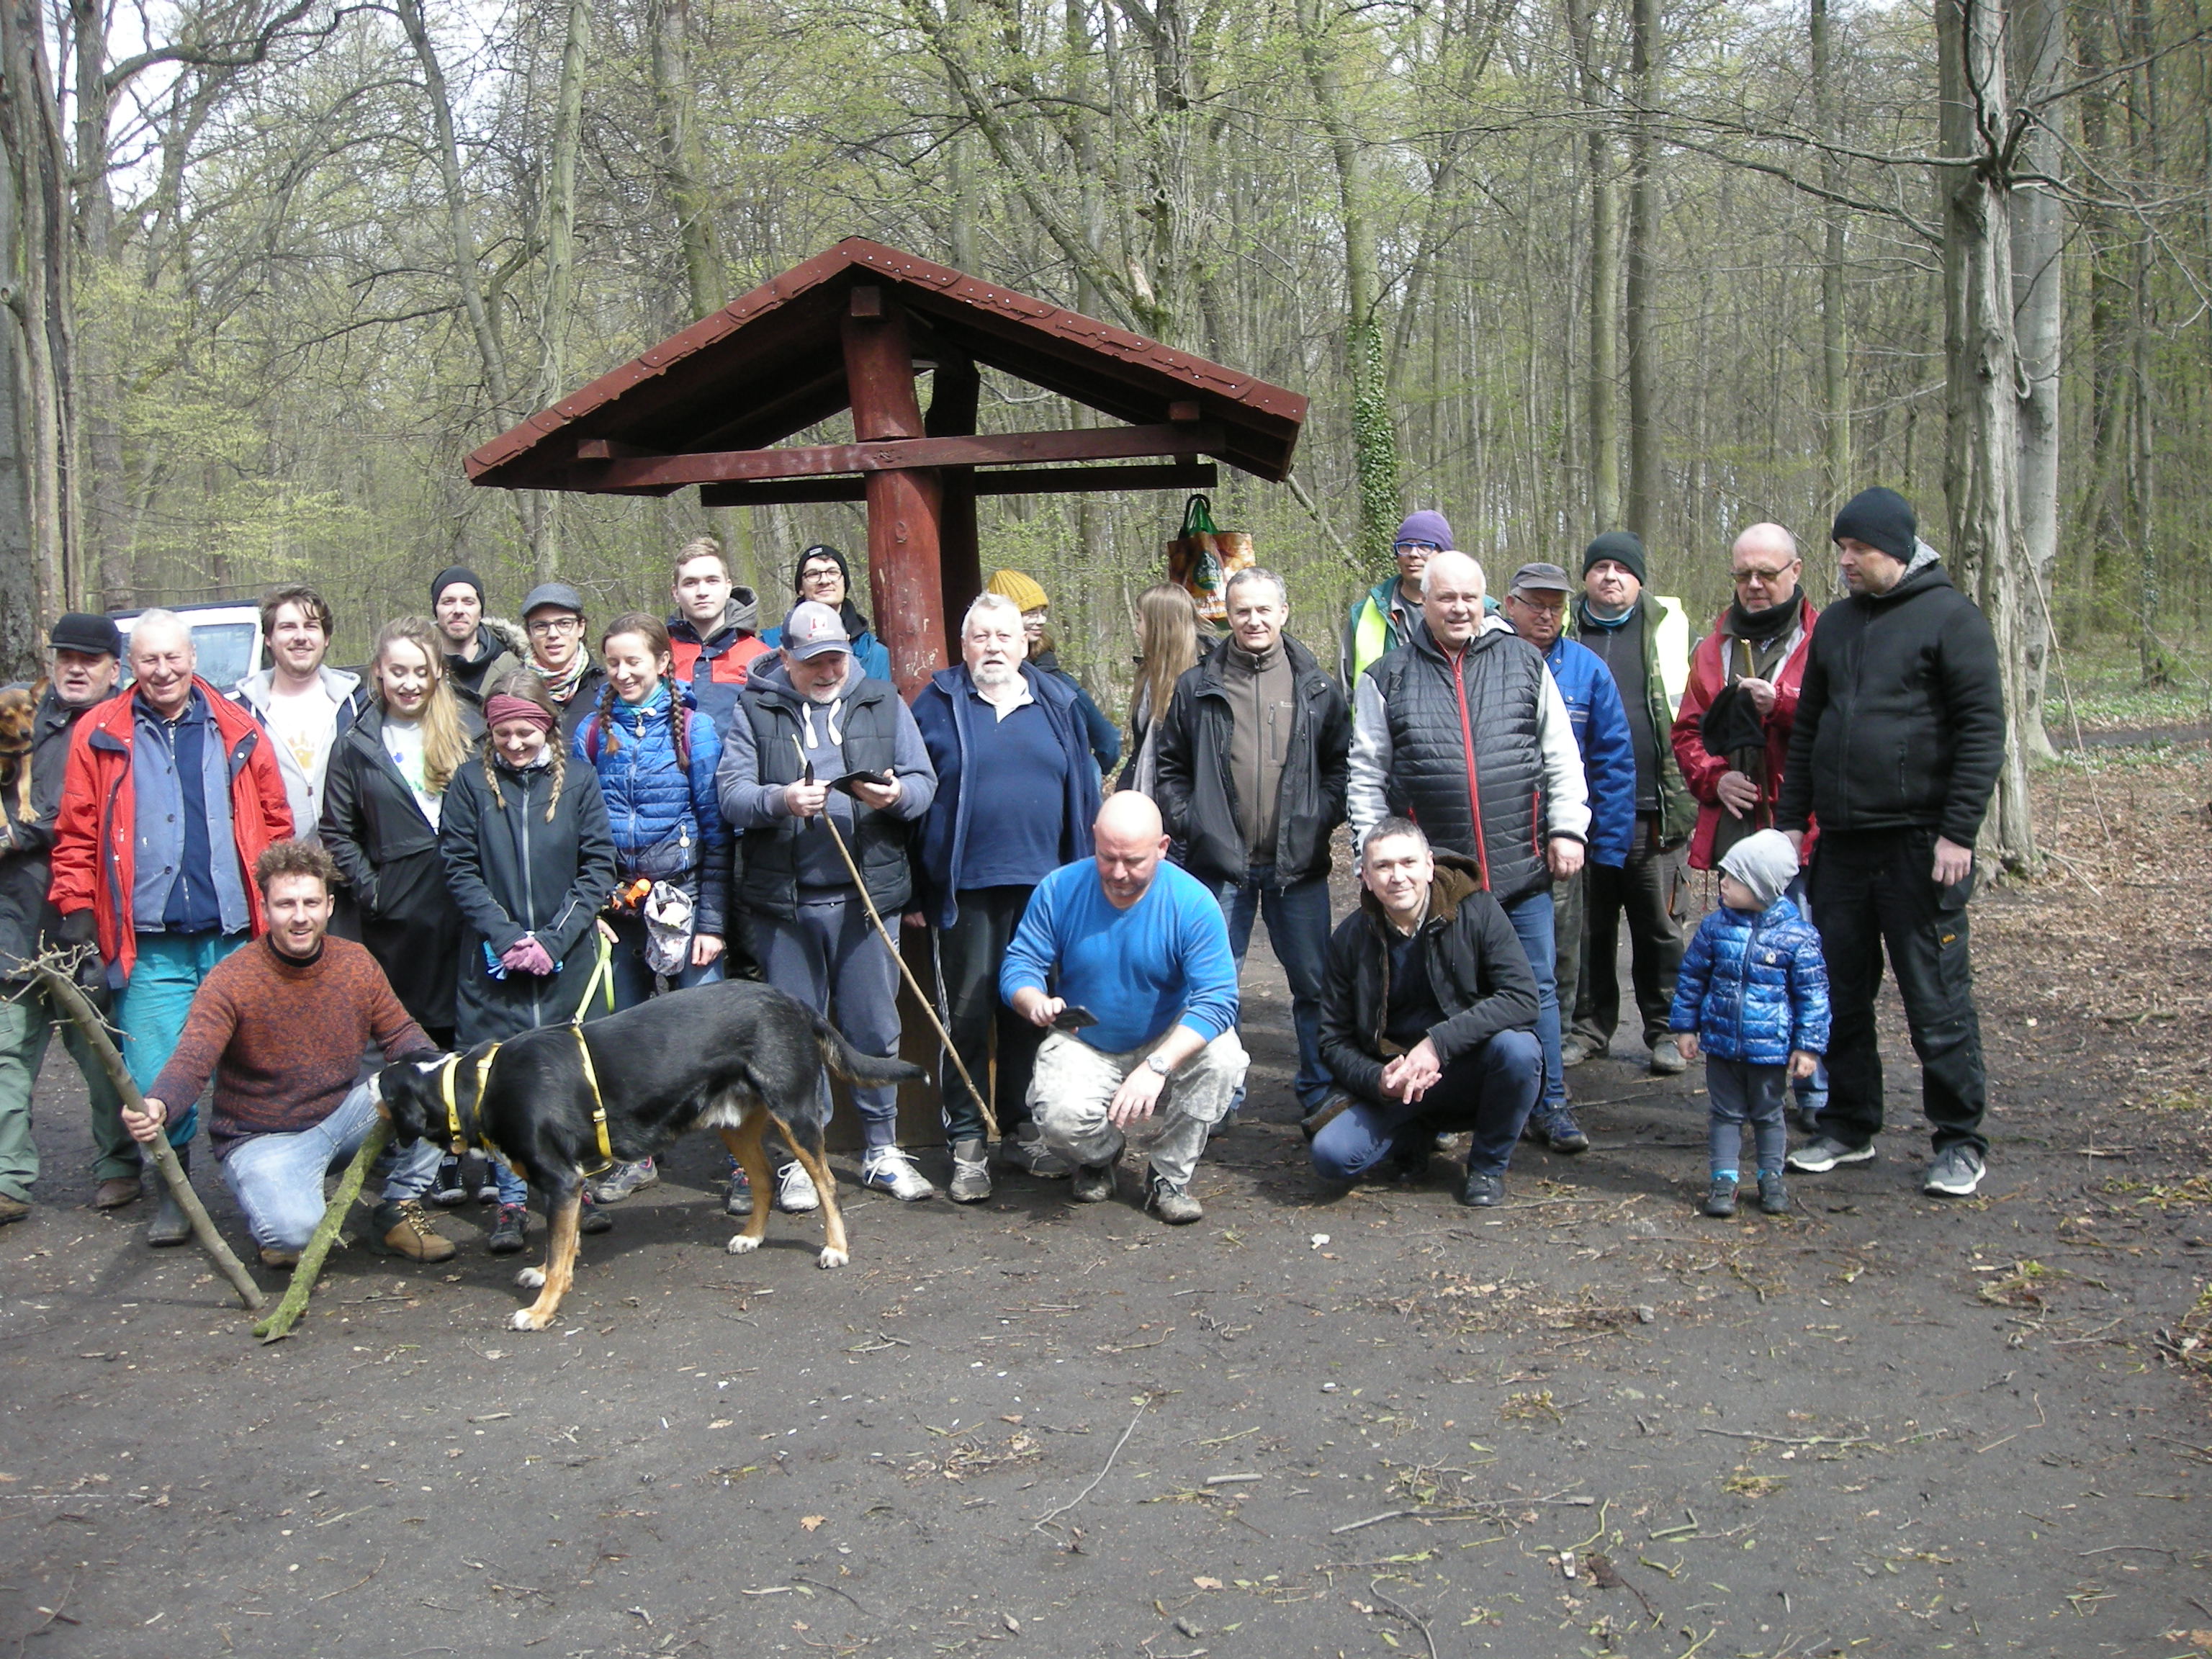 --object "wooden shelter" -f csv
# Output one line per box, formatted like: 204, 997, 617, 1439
466, 237, 1308, 692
